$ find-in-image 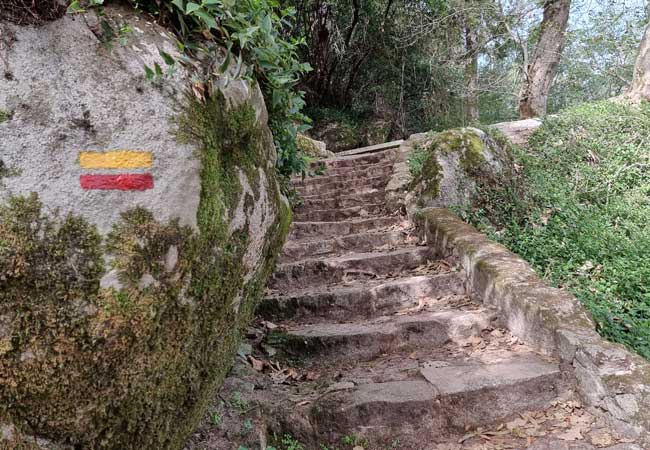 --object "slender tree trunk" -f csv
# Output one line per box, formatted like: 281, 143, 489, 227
624, 23, 650, 101
465, 25, 479, 122
518, 0, 571, 118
